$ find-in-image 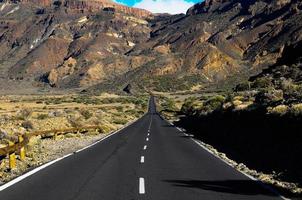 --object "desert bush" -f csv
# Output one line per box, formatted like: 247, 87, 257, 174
290, 103, 302, 116
235, 81, 251, 91
180, 97, 199, 115
0, 114, 10, 123
116, 106, 124, 112
99, 123, 114, 133
125, 109, 136, 115
79, 108, 93, 120
232, 100, 243, 107
161, 98, 177, 111
268, 105, 289, 116
45, 98, 63, 105
17, 108, 32, 120
48, 110, 64, 117
21, 120, 34, 130
255, 89, 283, 106
252, 77, 273, 89
100, 98, 115, 104
203, 95, 226, 112
67, 116, 83, 128
112, 118, 128, 125
280, 79, 296, 91
233, 96, 245, 101
37, 114, 48, 120
0, 129, 9, 140
89, 117, 100, 126
280, 79, 302, 103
